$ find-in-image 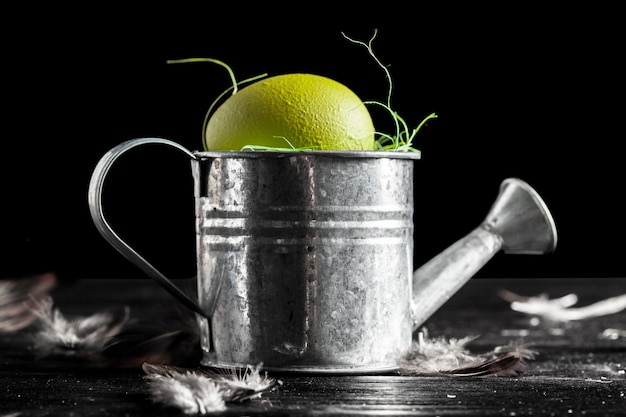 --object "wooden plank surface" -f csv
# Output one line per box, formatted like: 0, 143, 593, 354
2, 277, 625, 416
